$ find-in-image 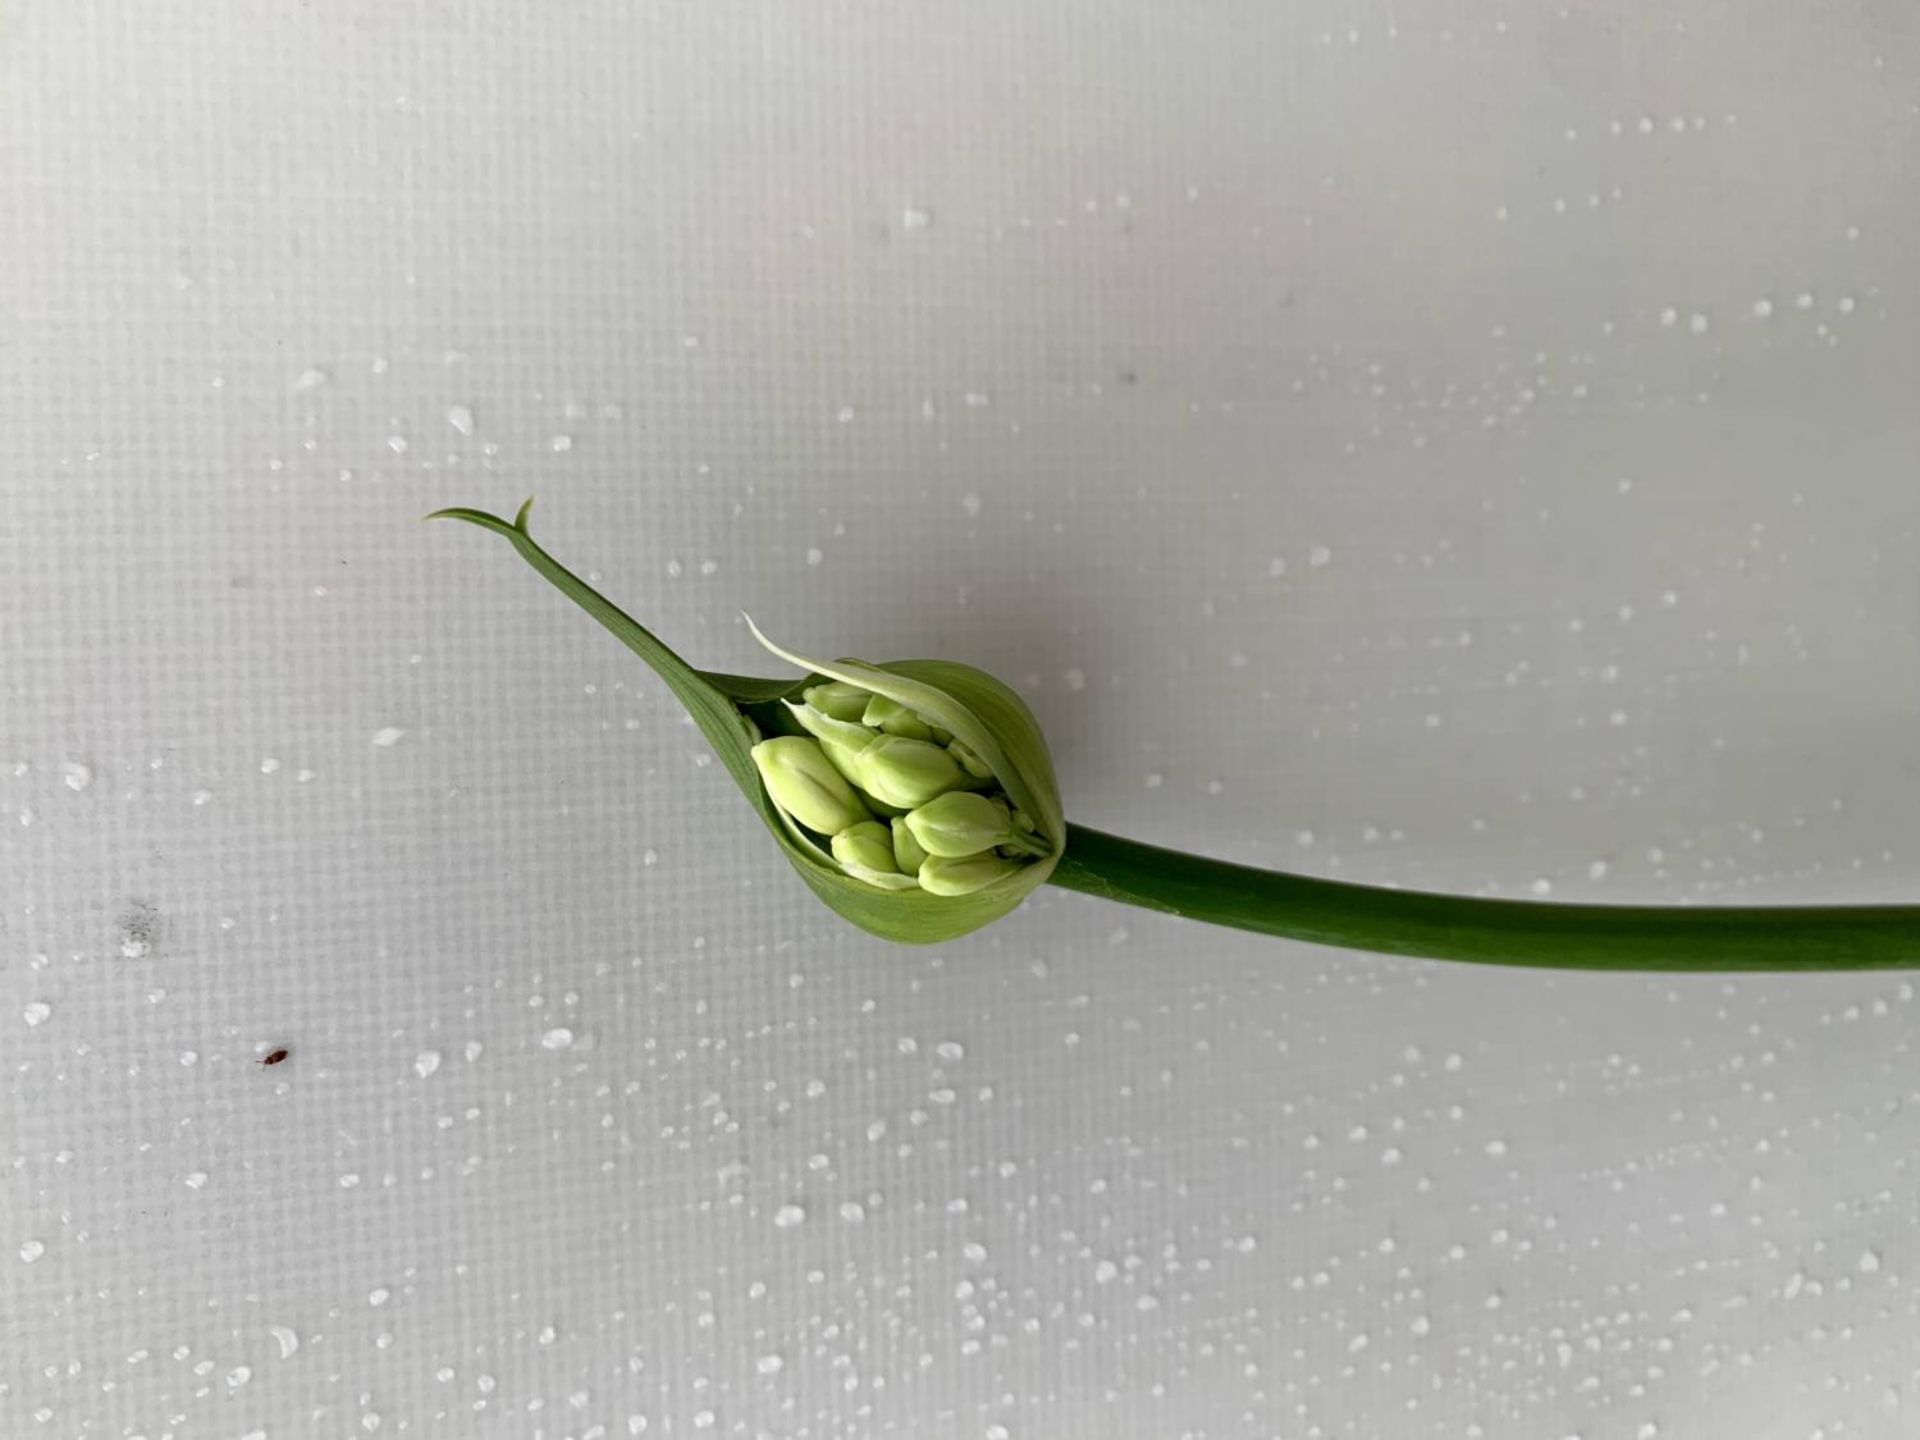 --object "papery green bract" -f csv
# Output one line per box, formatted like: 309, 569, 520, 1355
426, 499, 1063, 944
